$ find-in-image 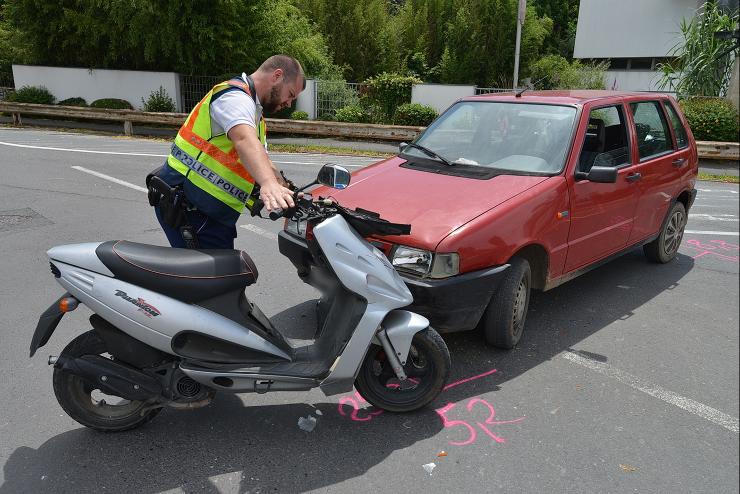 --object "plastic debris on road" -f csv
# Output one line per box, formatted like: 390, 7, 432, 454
298, 415, 317, 432
422, 463, 436, 475
437, 451, 448, 457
